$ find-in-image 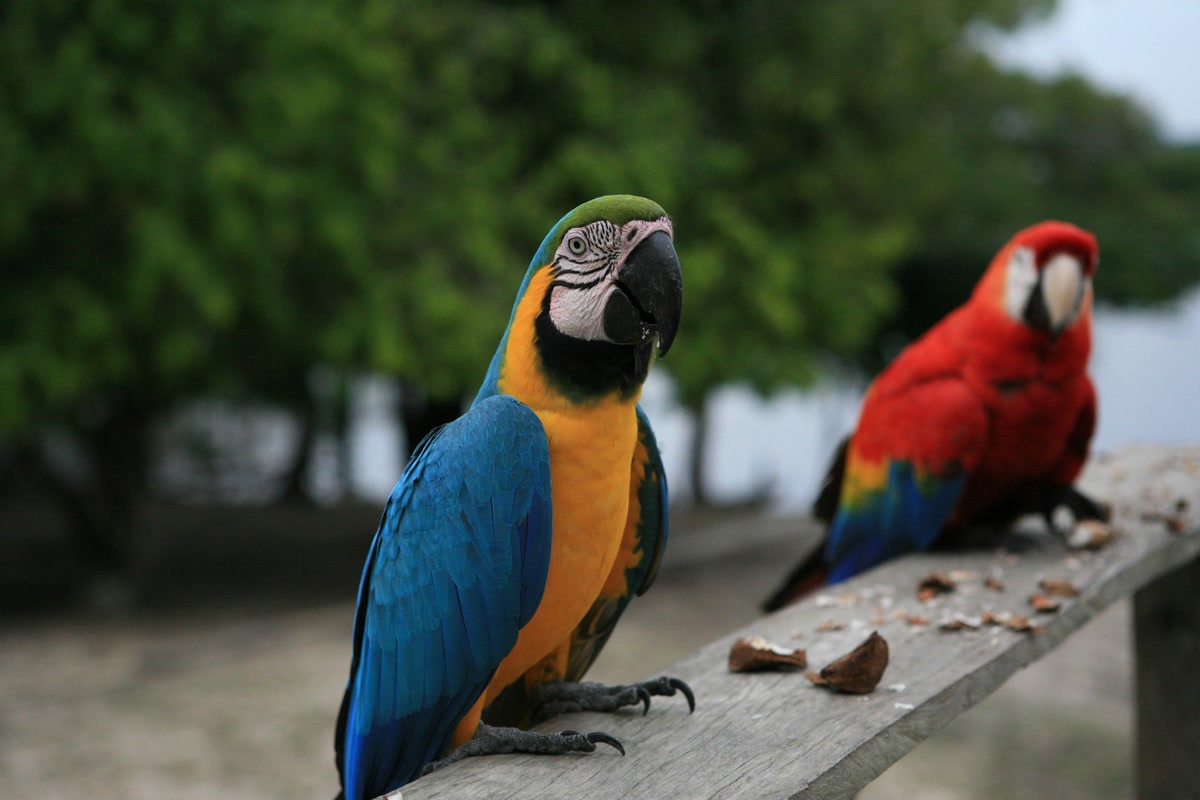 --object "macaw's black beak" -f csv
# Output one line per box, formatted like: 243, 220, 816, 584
603, 230, 683, 356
